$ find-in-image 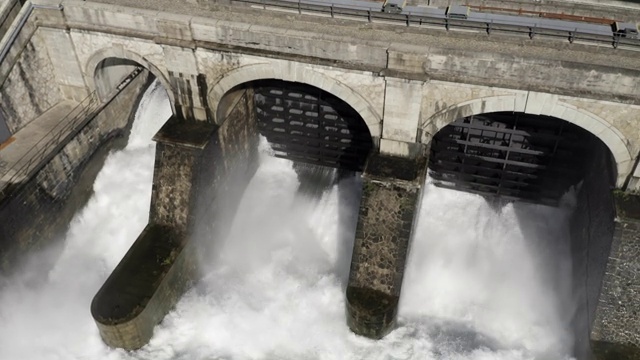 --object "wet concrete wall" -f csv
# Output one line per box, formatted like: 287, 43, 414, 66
569, 138, 616, 359
567, 137, 640, 360
91, 89, 260, 350
0, 70, 152, 272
